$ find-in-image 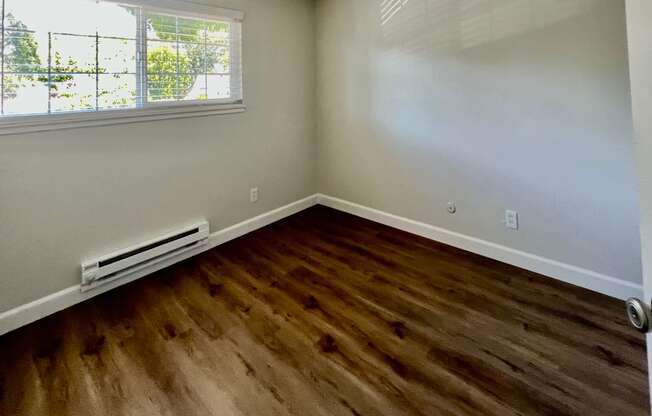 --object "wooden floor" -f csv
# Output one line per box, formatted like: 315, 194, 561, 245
0, 206, 648, 416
